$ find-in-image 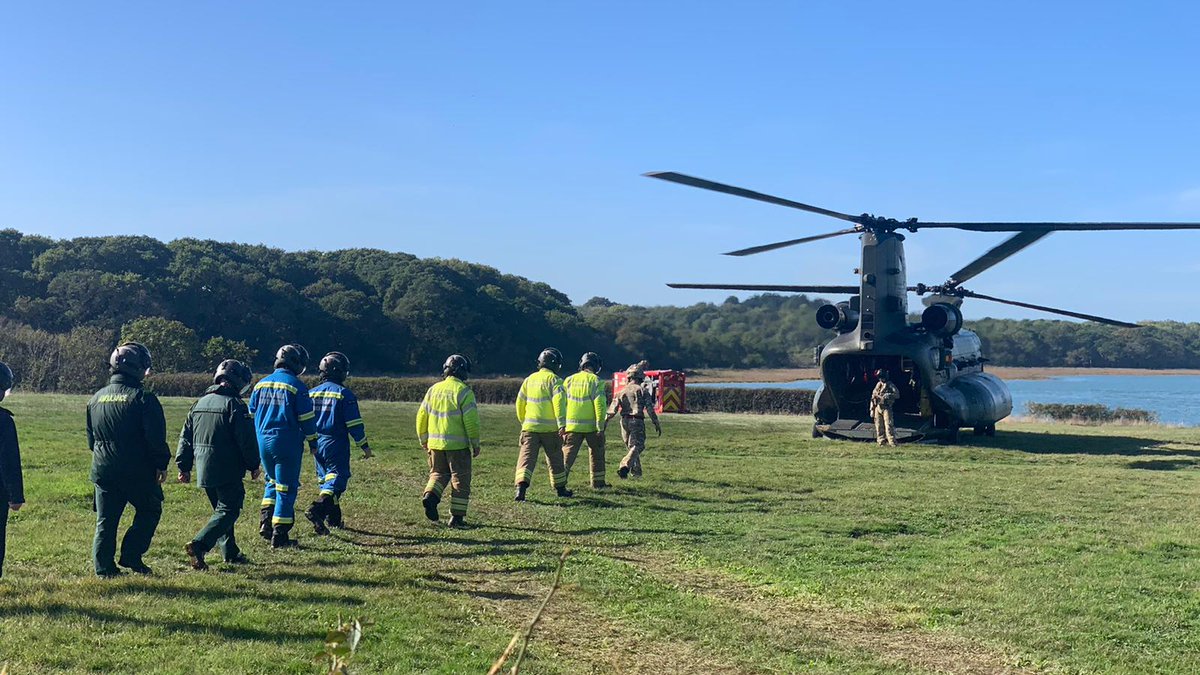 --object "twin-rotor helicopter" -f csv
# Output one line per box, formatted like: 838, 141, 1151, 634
647, 171, 1200, 443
